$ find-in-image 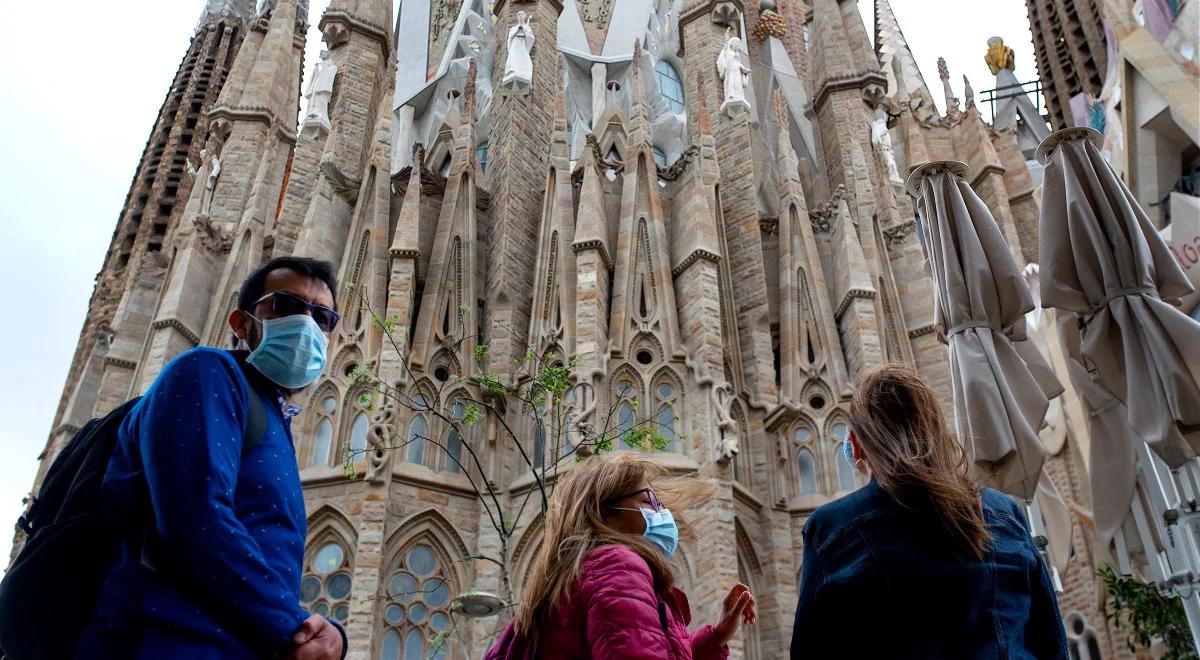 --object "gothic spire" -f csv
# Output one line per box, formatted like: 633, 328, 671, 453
212, 0, 302, 126
937, 57, 961, 120
874, 0, 938, 120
